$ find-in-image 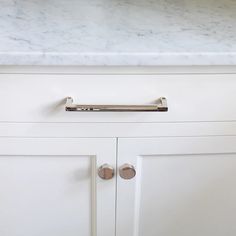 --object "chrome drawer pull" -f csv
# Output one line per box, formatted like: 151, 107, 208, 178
65, 97, 168, 112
